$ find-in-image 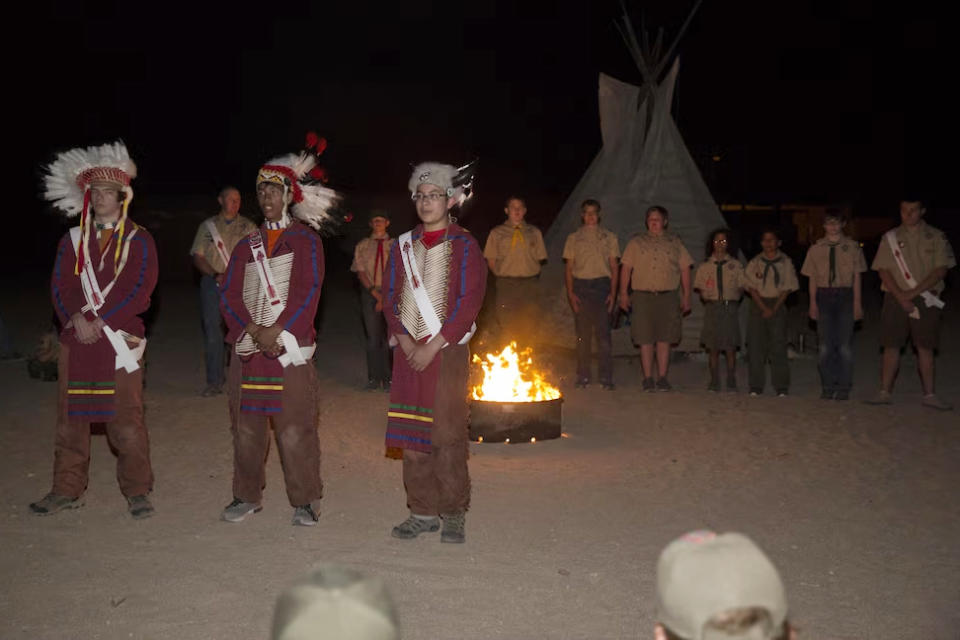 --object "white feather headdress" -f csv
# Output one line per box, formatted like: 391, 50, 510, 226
43, 141, 137, 217
257, 133, 340, 233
